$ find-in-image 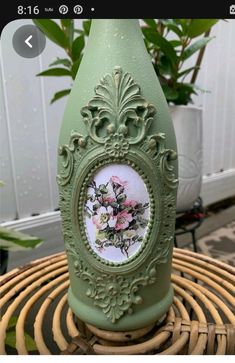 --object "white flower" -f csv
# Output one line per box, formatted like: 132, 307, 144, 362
123, 230, 136, 239
92, 206, 117, 230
